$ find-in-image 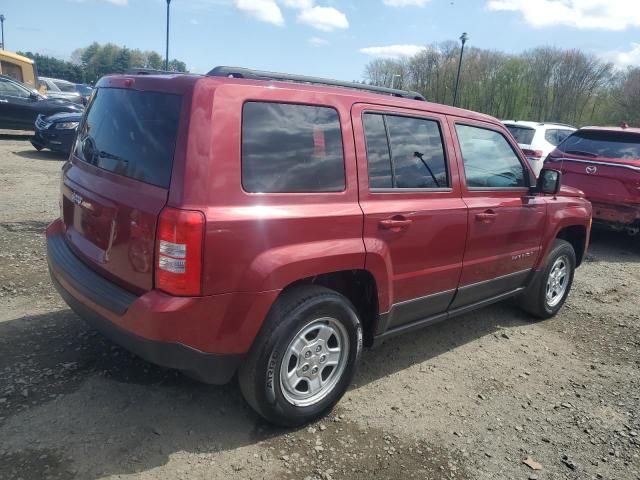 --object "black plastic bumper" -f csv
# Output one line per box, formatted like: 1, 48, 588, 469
32, 129, 75, 153
47, 234, 243, 384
